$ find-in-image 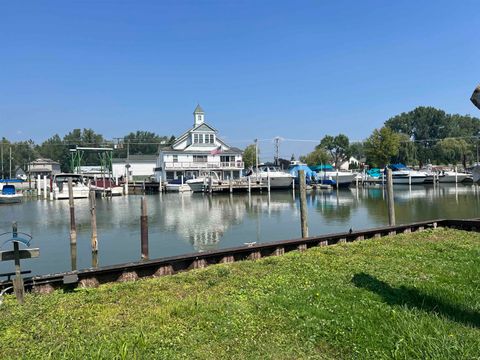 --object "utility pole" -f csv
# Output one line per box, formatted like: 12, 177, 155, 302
9, 146, 12, 179
254, 139, 259, 175
1, 141, 3, 179
274, 137, 280, 166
